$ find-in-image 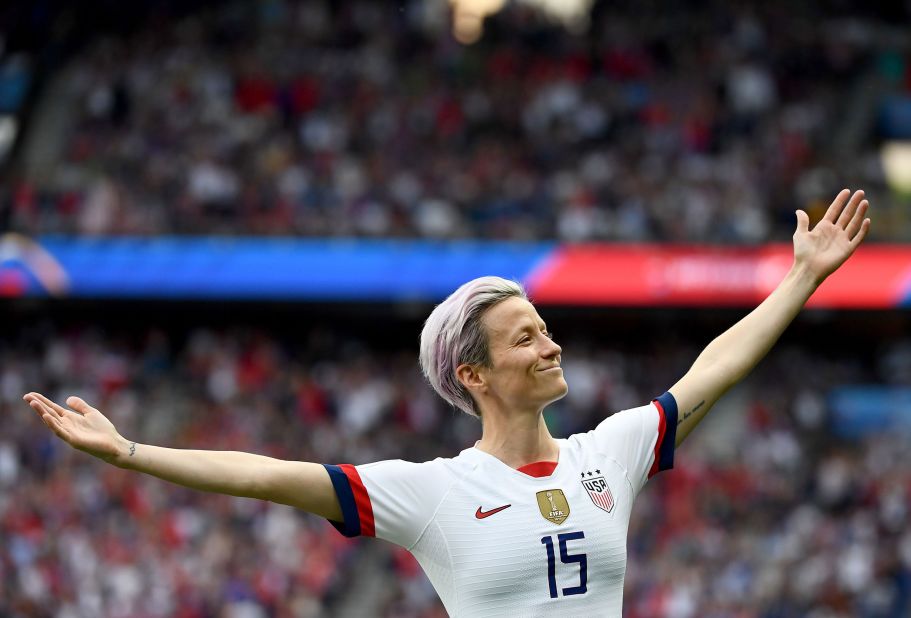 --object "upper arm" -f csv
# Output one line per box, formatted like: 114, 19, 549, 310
255, 460, 342, 521
668, 362, 736, 446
